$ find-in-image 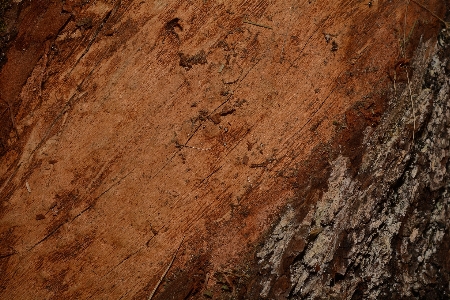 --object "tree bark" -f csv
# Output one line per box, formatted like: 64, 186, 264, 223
0, 1, 448, 299
253, 27, 450, 299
